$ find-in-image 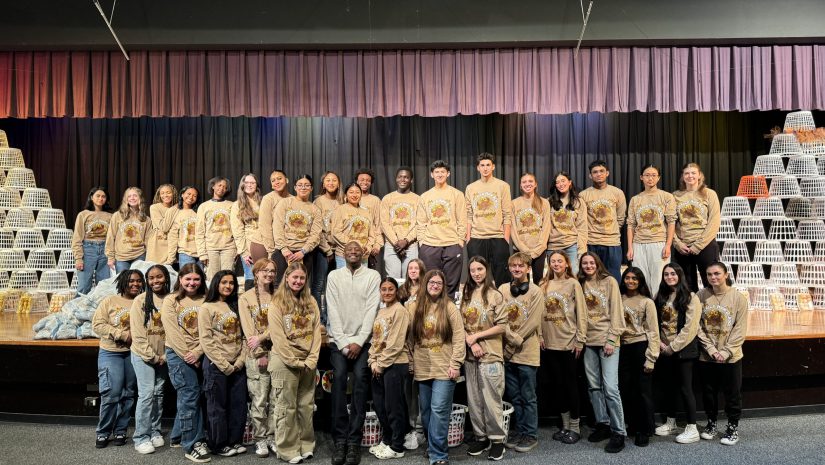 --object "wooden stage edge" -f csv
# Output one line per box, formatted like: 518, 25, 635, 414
2, 309, 825, 347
